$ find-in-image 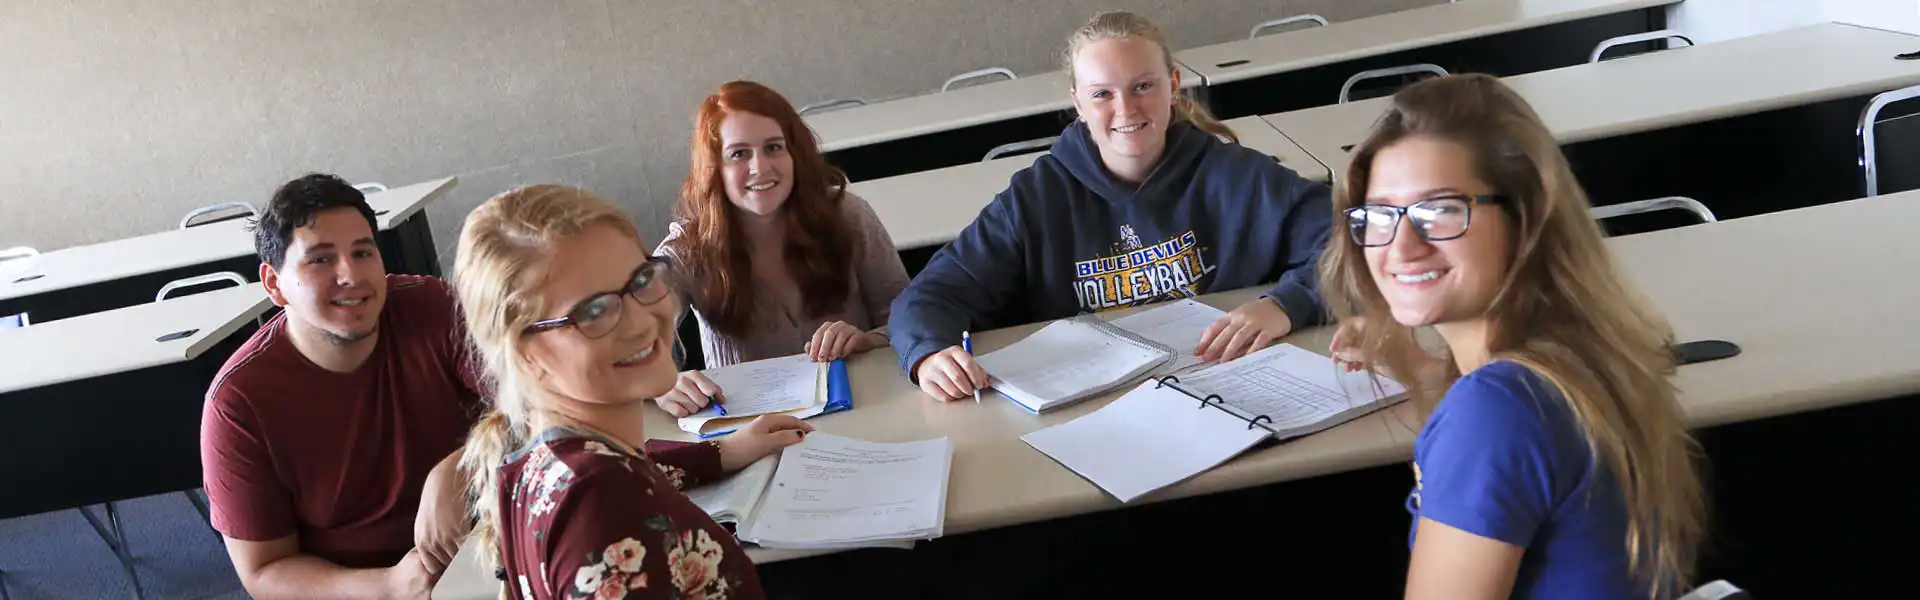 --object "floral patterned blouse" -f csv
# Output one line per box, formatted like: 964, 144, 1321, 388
495, 427, 765, 600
